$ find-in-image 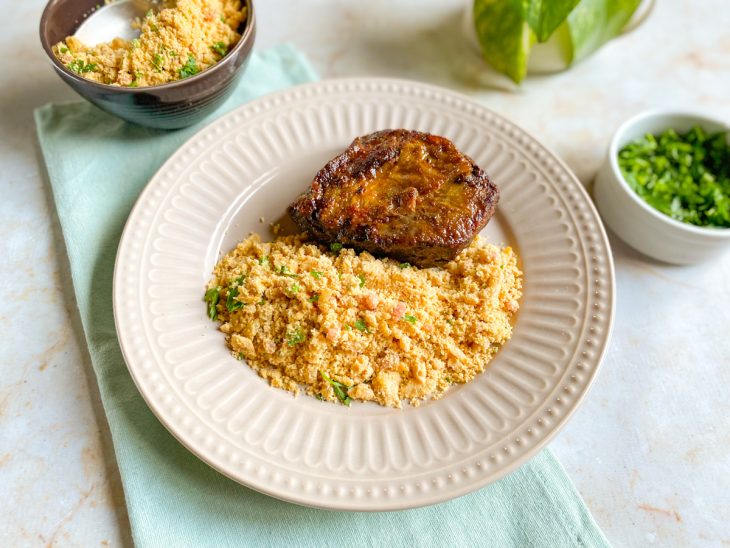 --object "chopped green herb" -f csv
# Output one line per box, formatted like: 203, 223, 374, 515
288, 283, 300, 294
232, 274, 246, 286
226, 285, 243, 312
151, 53, 164, 72
309, 293, 319, 303
59, 46, 69, 54
130, 38, 140, 49
145, 9, 153, 17
149, 23, 159, 32
204, 287, 220, 320
286, 327, 306, 347
319, 370, 352, 406
404, 313, 417, 324
344, 324, 352, 331
168, 49, 177, 57
446, 318, 454, 326
315, 394, 324, 401
354, 318, 370, 333
258, 255, 269, 266
619, 126, 730, 228
399, 262, 410, 269
128, 81, 139, 88
257, 295, 266, 305
67, 59, 97, 74
220, 14, 226, 22
237, 352, 244, 360
178, 55, 200, 79
310, 270, 323, 279
357, 274, 366, 288
330, 242, 343, 253
278, 265, 299, 278
211, 41, 228, 57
